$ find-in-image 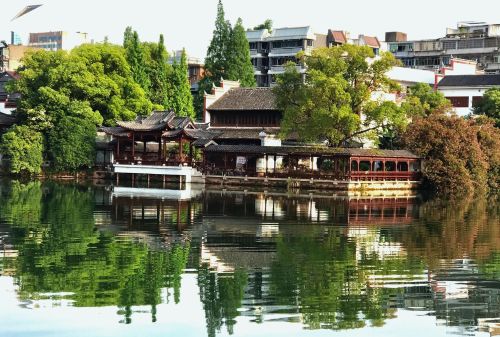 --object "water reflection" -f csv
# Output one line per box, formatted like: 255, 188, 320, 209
0, 181, 498, 337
